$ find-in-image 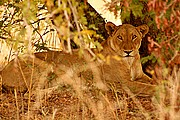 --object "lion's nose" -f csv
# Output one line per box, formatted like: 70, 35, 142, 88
124, 50, 133, 55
